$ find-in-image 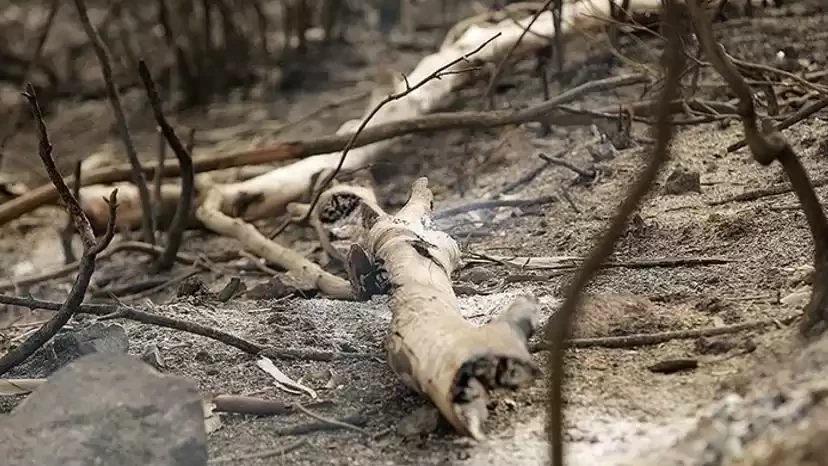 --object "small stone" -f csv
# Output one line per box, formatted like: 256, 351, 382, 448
0, 353, 207, 466
194, 350, 214, 364
663, 166, 701, 195
177, 277, 209, 297
397, 404, 441, 437
587, 125, 619, 162
785, 264, 815, 288
461, 266, 495, 284
245, 277, 297, 300
781, 286, 811, 309
695, 336, 737, 355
